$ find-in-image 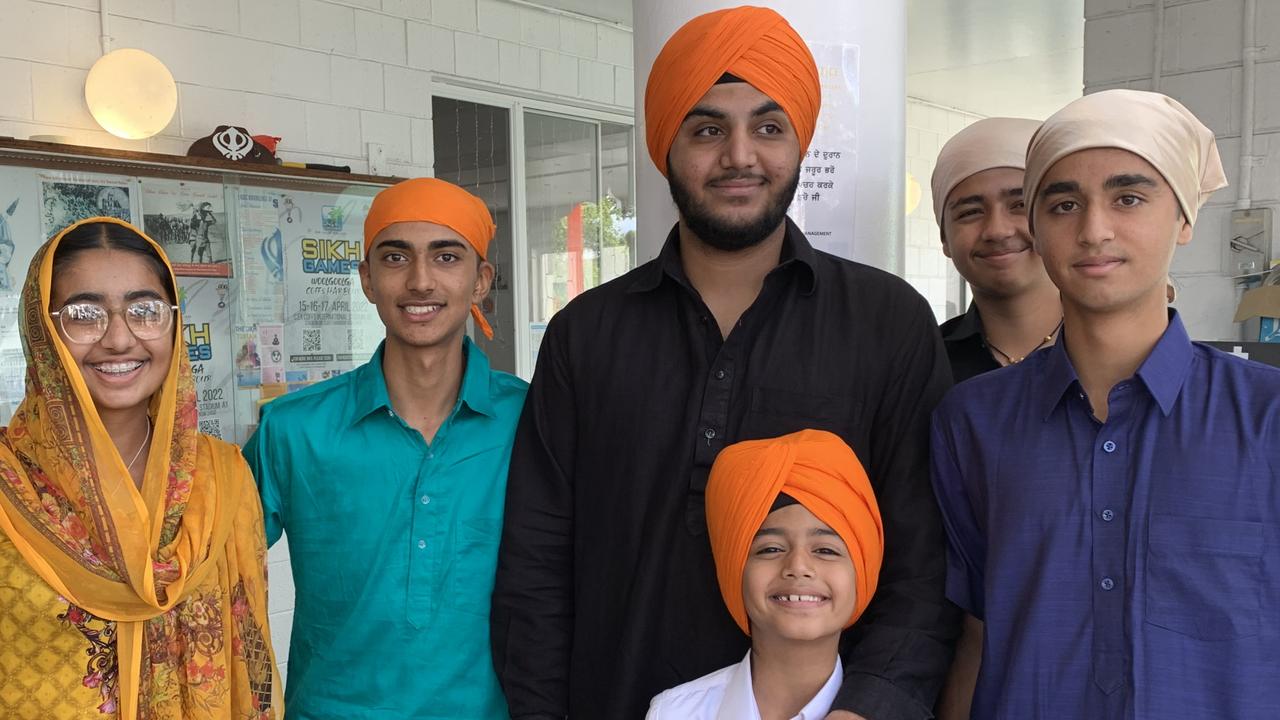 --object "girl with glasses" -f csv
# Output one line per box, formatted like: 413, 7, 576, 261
0, 217, 280, 719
